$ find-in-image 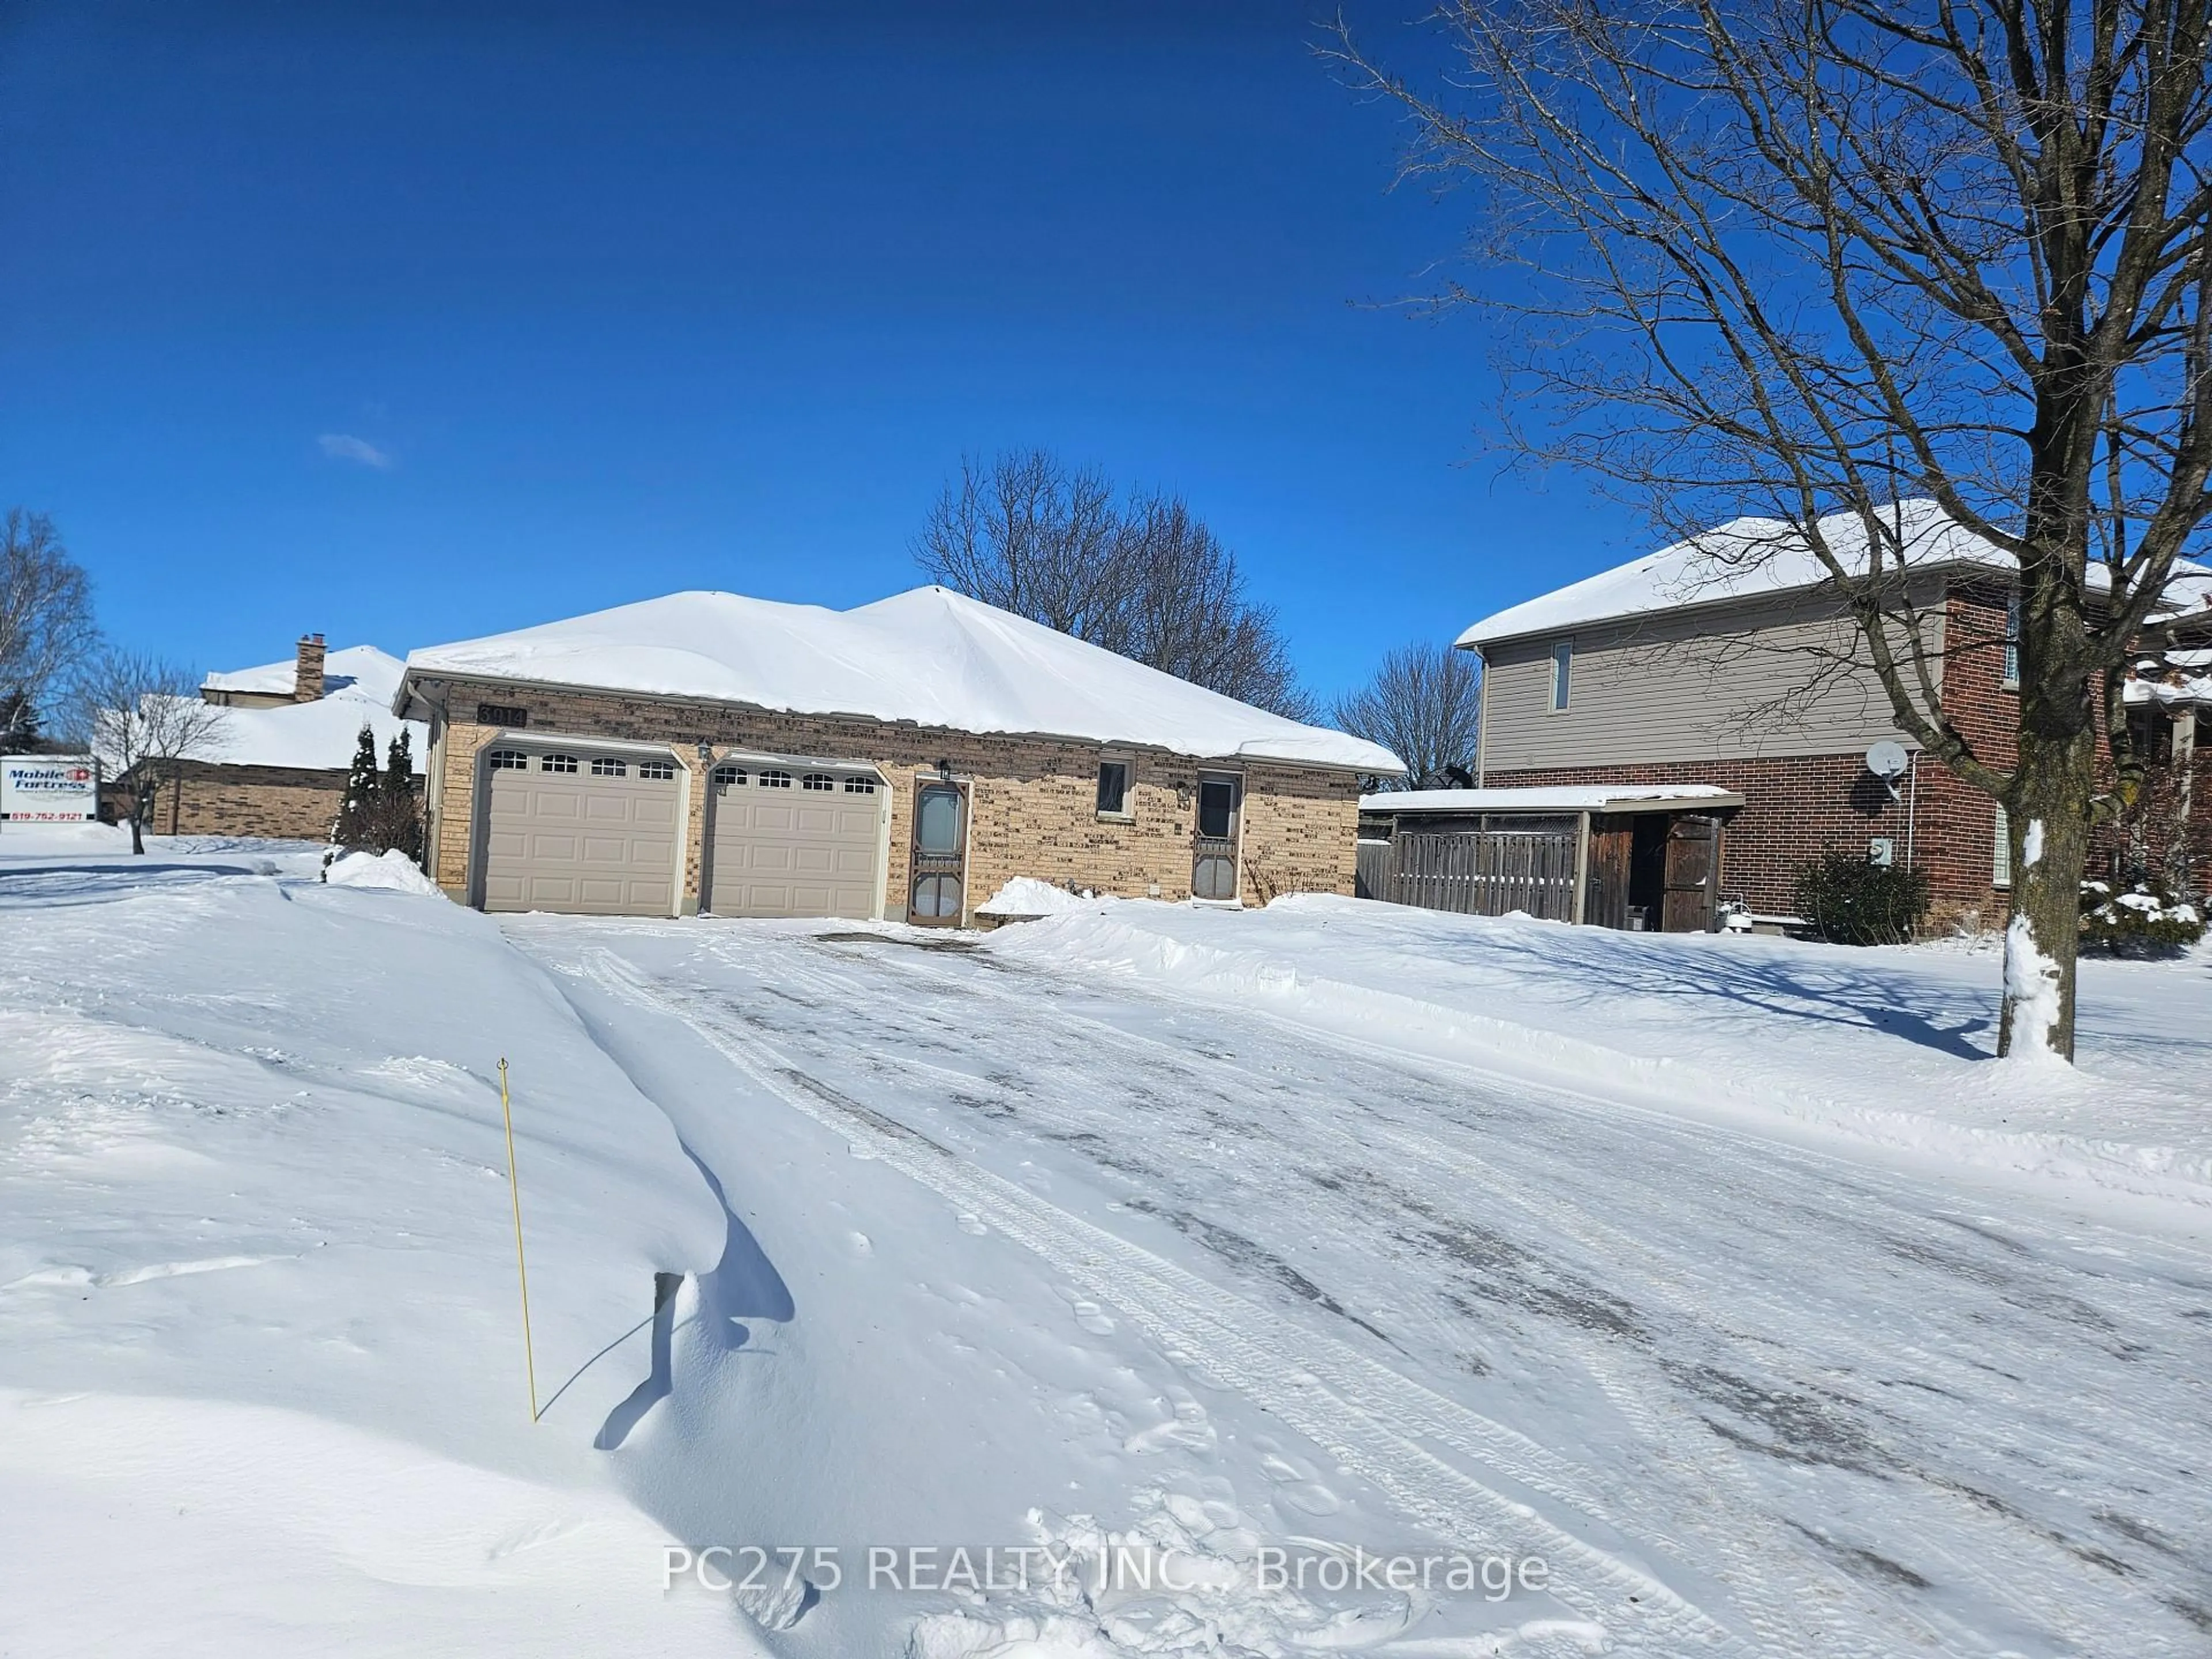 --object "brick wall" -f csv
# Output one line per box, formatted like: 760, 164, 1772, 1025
424, 681, 1362, 915
154, 763, 348, 840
